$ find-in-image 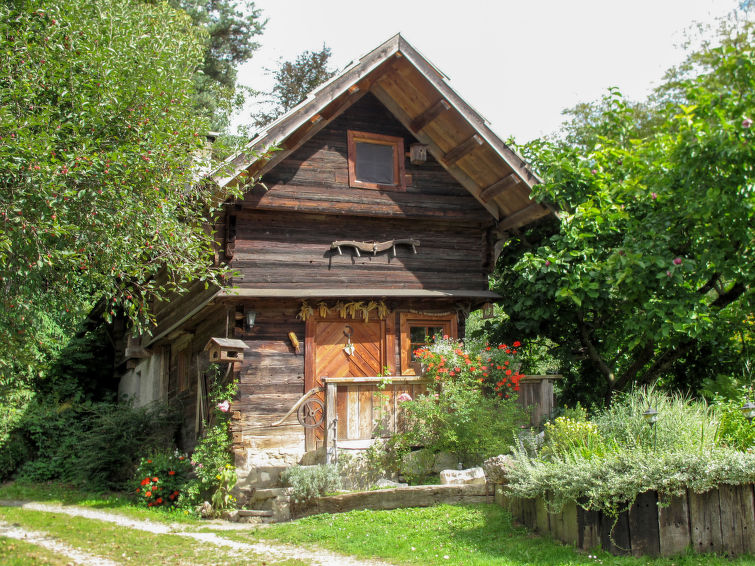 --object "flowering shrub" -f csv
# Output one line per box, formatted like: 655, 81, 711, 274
179, 365, 238, 512
414, 336, 525, 400
391, 337, 528, 467
132, 451, 191, 508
